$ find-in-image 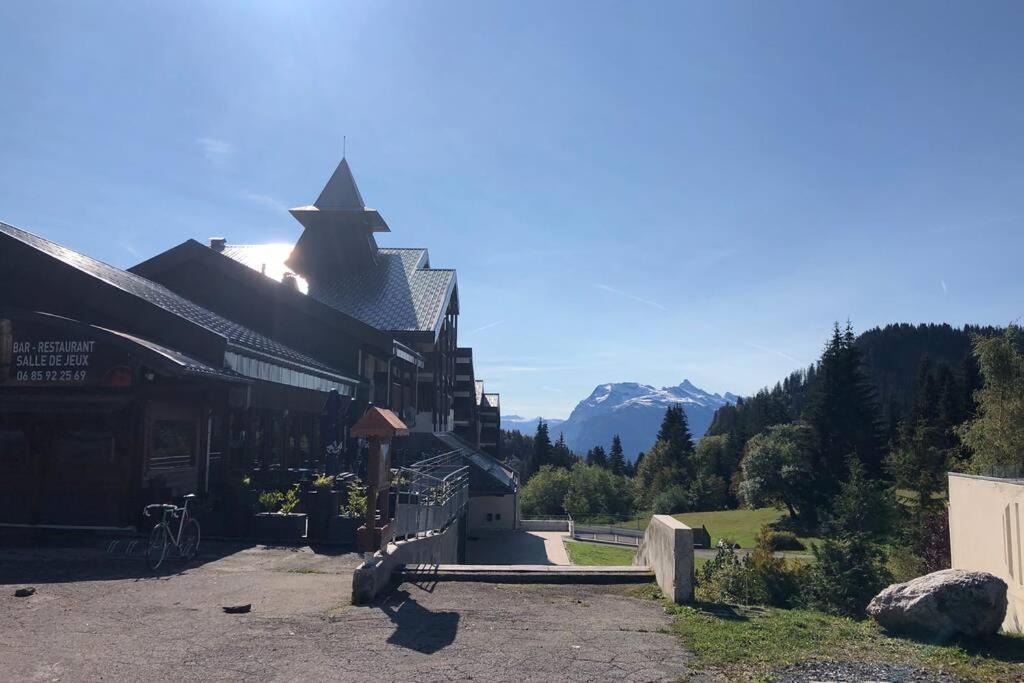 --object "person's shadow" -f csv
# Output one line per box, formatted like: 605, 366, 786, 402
378, 588, 459, 654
